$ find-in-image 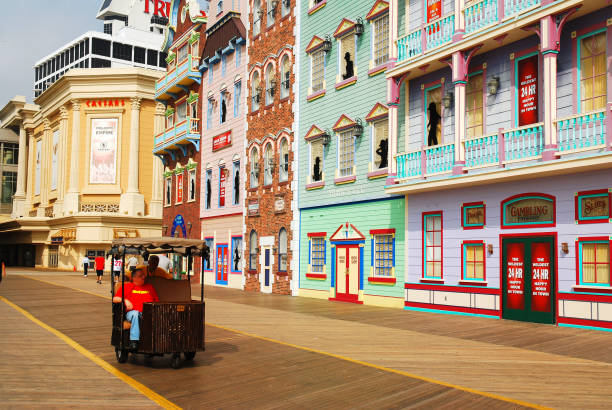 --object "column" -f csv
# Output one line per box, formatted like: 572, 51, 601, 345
453, 0, 465, 41
64, 100, 81, 215
540, 15, 559, 161
11, 119, 27, 218
53, 106, 69, 217
24, 130, 34, 217
149, 102, 165, 218
119, 97, 145, 216
38, 119, 51, 217
452, 51, 467, 174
